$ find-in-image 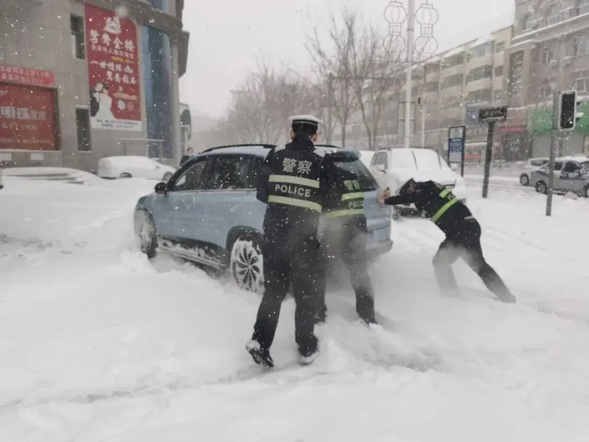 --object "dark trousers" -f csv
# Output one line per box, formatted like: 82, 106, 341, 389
251, 236, 322, 356
318, 225, 376, 323
432, 219, 513, 301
